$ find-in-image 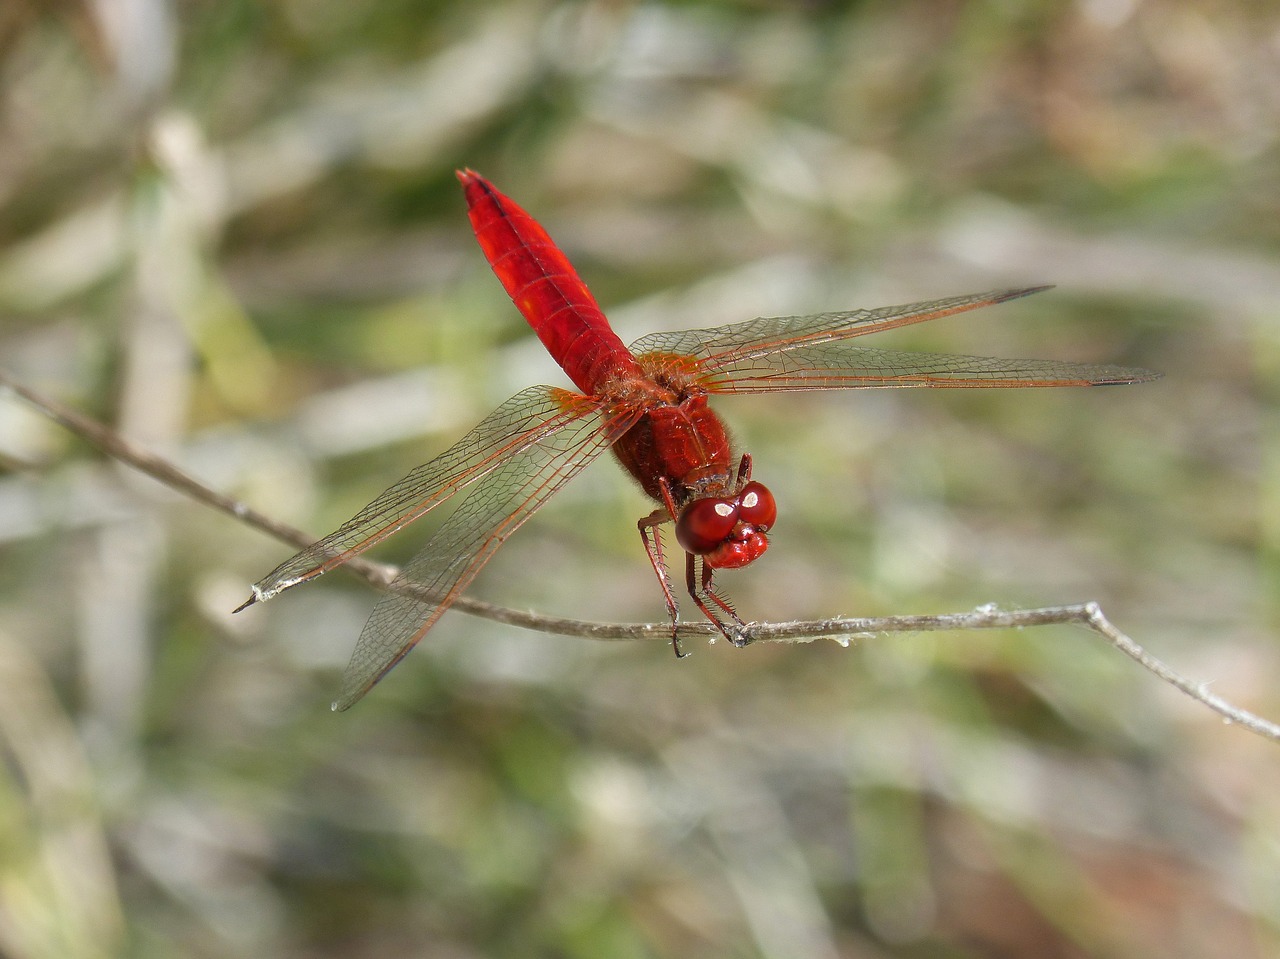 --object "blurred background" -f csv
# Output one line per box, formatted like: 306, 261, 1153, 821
1, 0, 1278, 956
